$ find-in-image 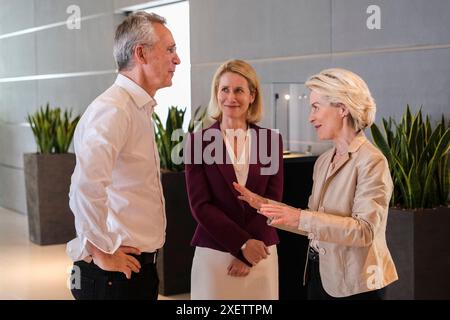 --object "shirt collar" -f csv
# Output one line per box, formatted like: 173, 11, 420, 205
114, 74, 156, 110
